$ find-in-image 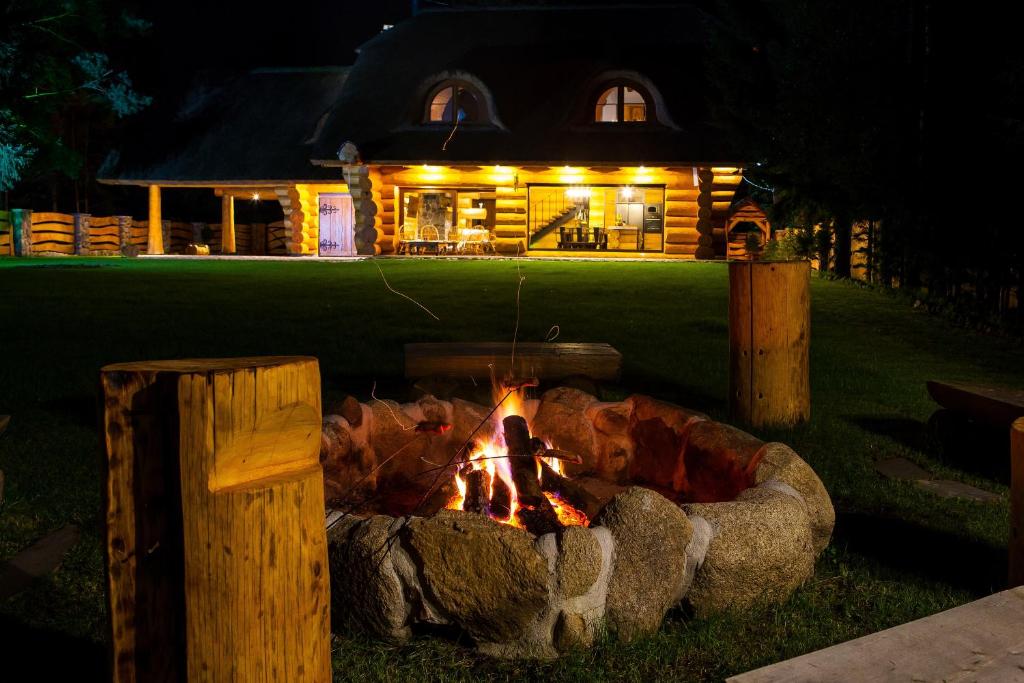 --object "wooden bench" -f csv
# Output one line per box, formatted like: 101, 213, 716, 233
927, 380, 1024, 428
404, 342, 622, 381
728, 587, 1024, 682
